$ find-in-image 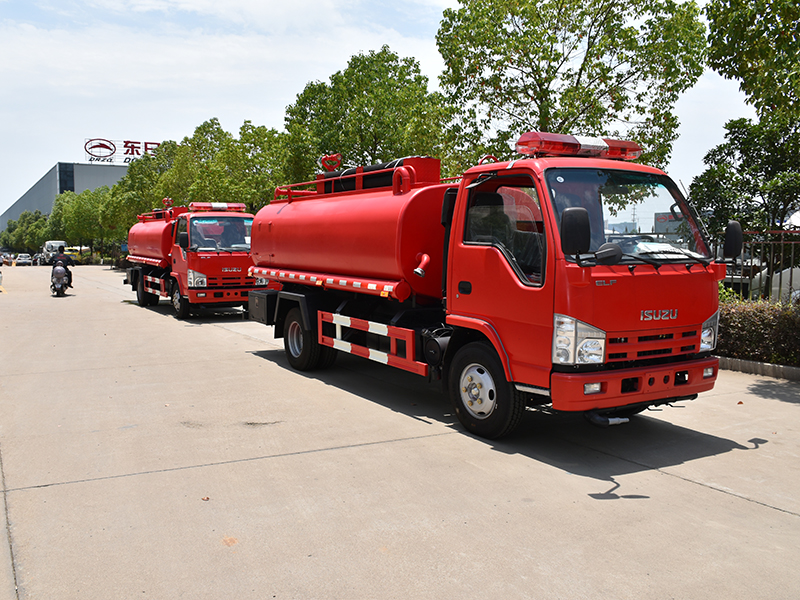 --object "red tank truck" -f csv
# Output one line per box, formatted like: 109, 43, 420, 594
247, 134, 742, 439
125, 200, 266, 319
